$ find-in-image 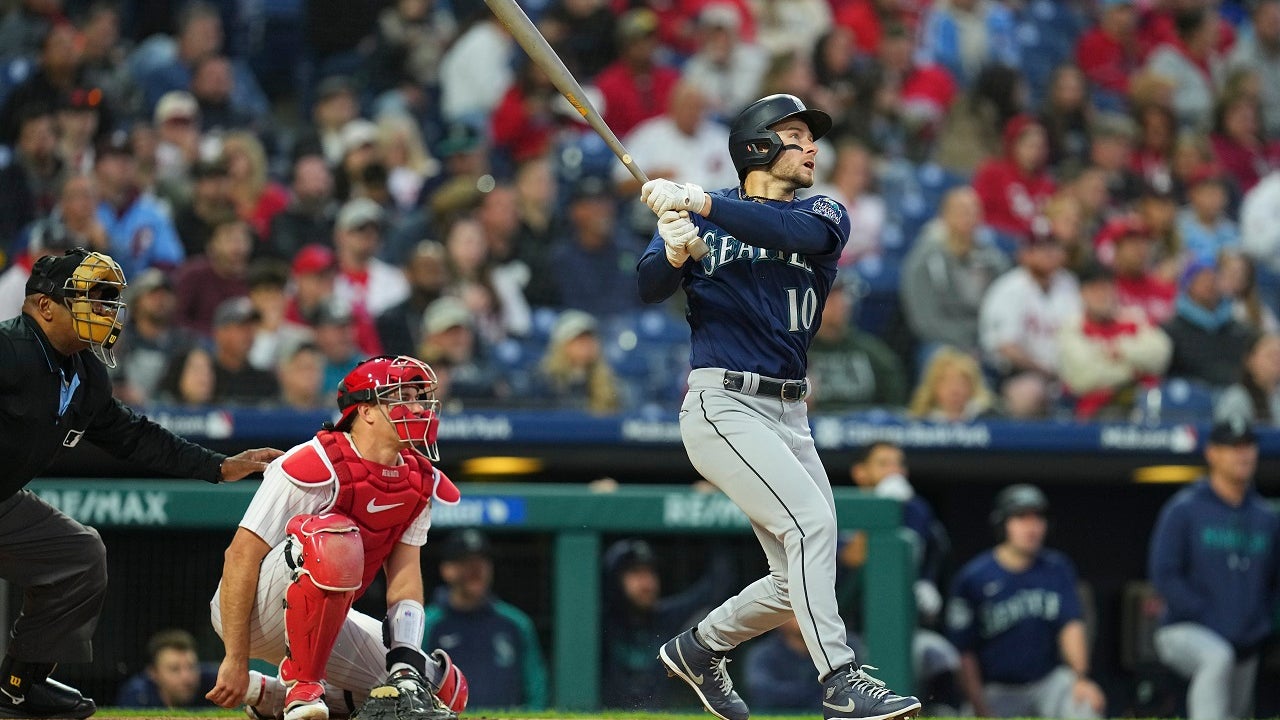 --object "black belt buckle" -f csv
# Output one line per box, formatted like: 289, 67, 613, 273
780, 380, 806, 402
